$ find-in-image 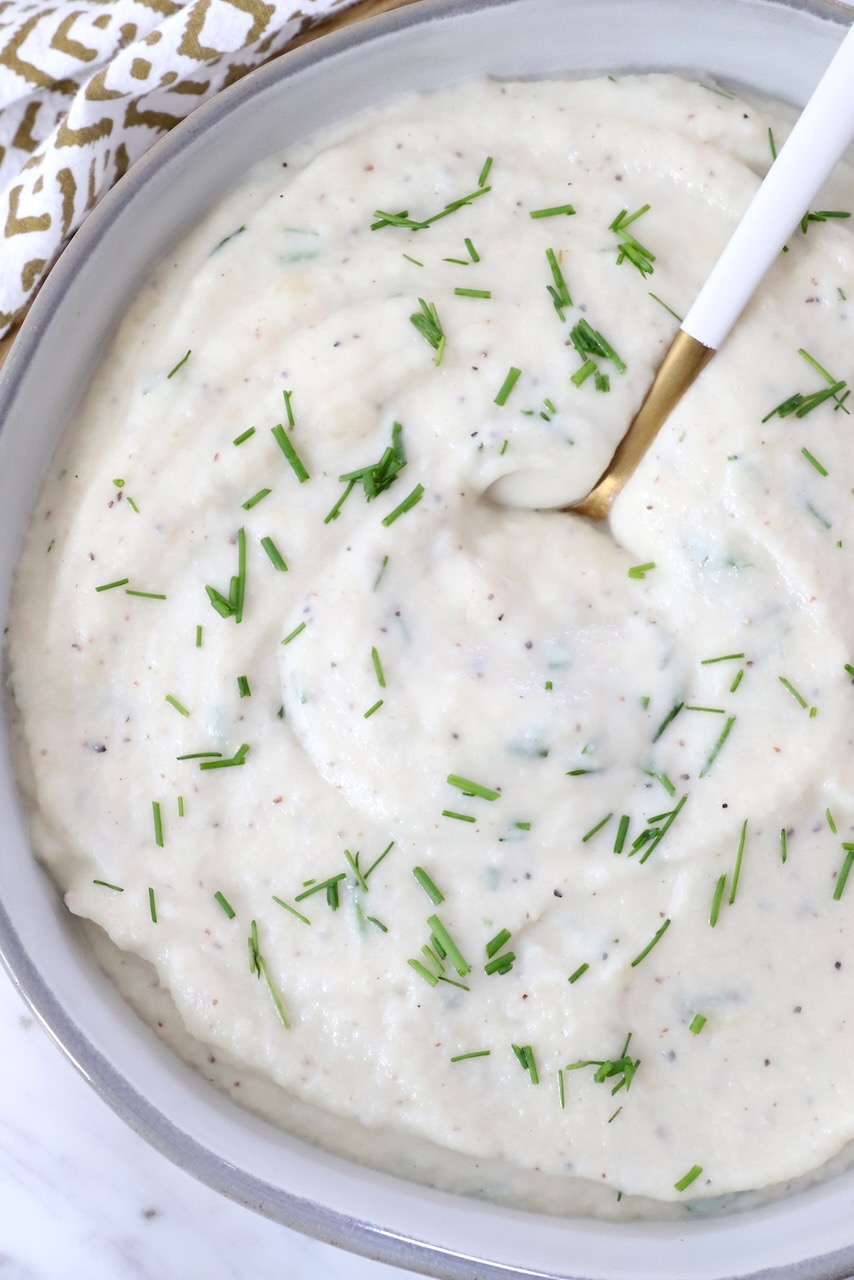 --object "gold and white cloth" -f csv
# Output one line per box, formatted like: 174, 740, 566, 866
0, 0, 356, 337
